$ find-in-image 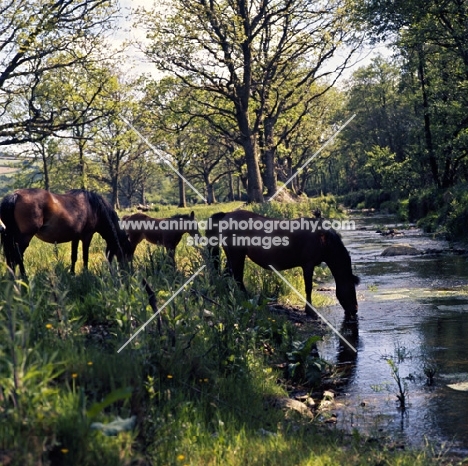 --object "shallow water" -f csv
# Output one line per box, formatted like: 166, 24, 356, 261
318, 213, 468, 455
